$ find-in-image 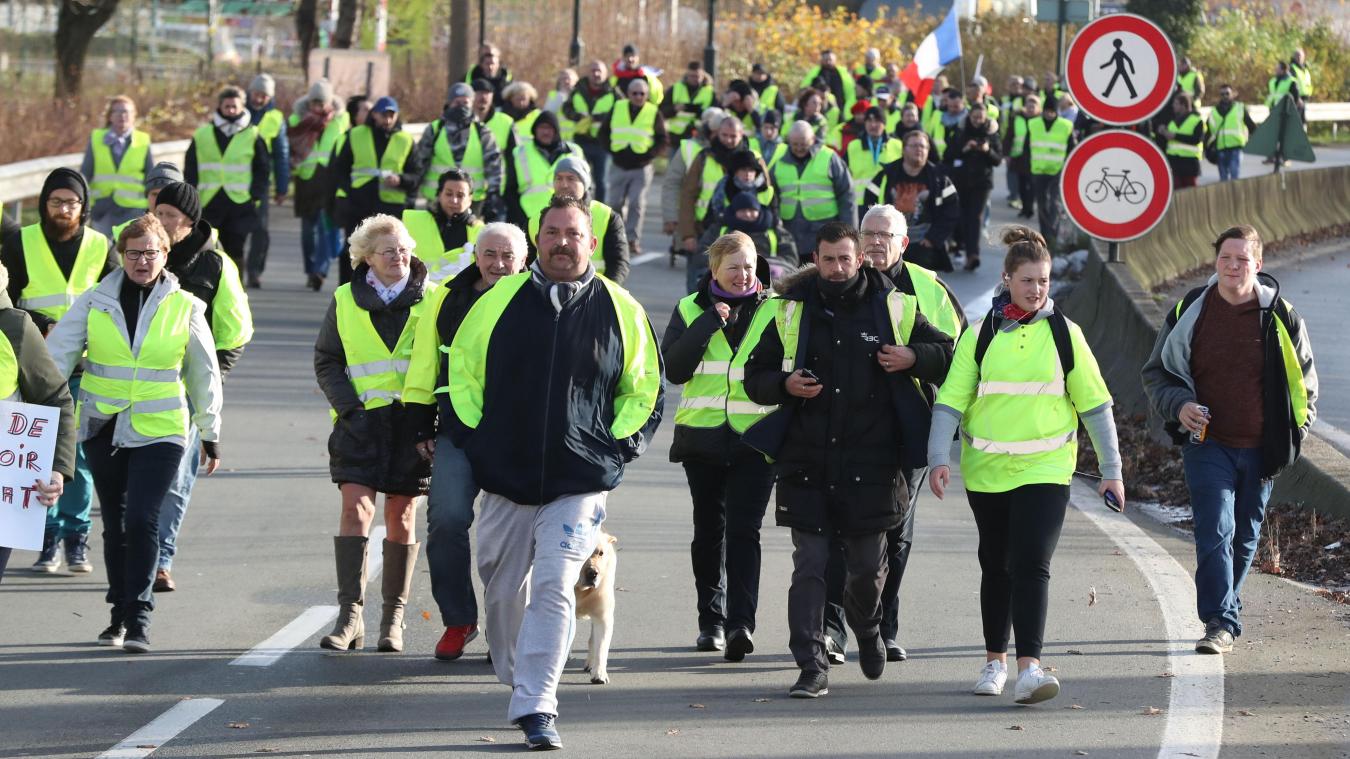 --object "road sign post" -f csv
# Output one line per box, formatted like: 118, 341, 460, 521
1061, 130, 1173, 243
